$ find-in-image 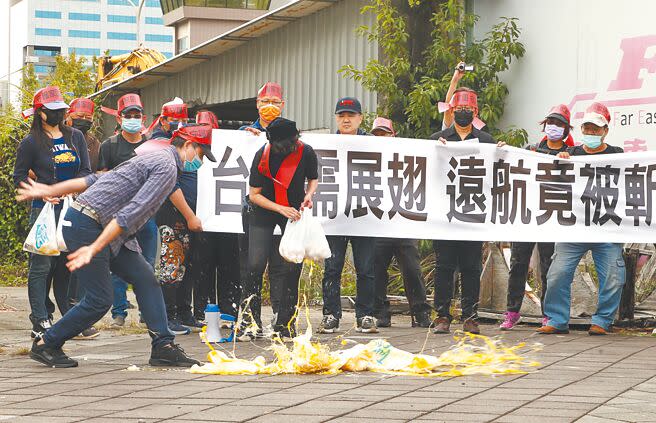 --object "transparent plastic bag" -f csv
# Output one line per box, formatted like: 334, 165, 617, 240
56, 196, 71, 252
279, 209, 331, 263
279, 213, 307, 264
303, 209, 331, 260
23, 202, 60, 256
